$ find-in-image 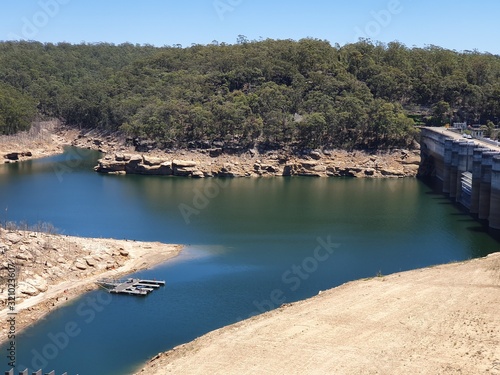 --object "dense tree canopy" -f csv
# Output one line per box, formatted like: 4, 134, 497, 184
1, 39, 499, 149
